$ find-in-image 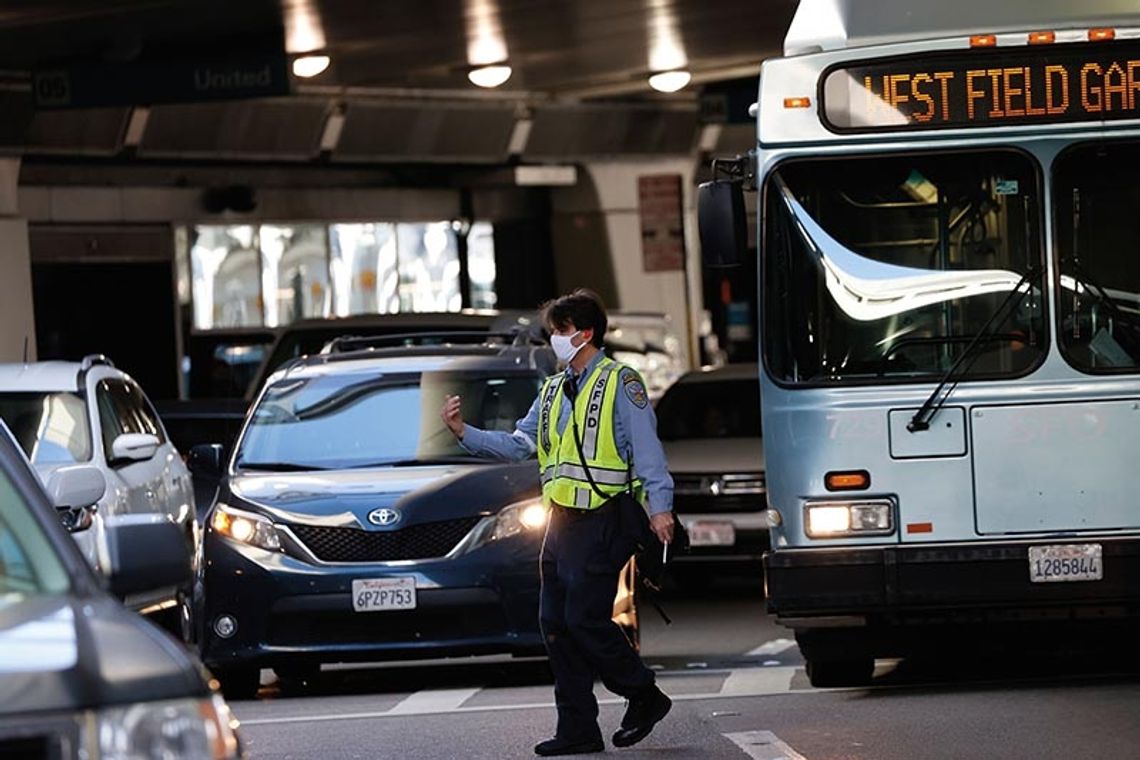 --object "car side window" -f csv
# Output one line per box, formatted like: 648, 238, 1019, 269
96, 380, 128, 456
128, 382, 167, 445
